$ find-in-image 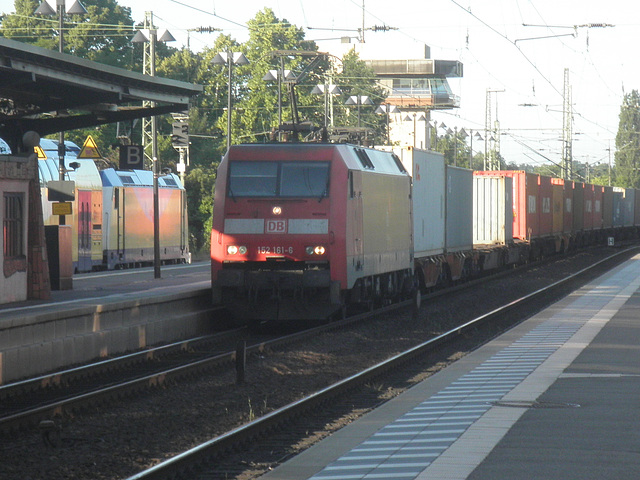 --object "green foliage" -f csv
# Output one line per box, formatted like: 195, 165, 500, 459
237, 8, 327, 142
334, 48, 386, 143
2, 0, 137, 67
614, 90, 640, 188
185, 166, 216, 254
431, 127, 486, 169
5, 0, 633, 252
